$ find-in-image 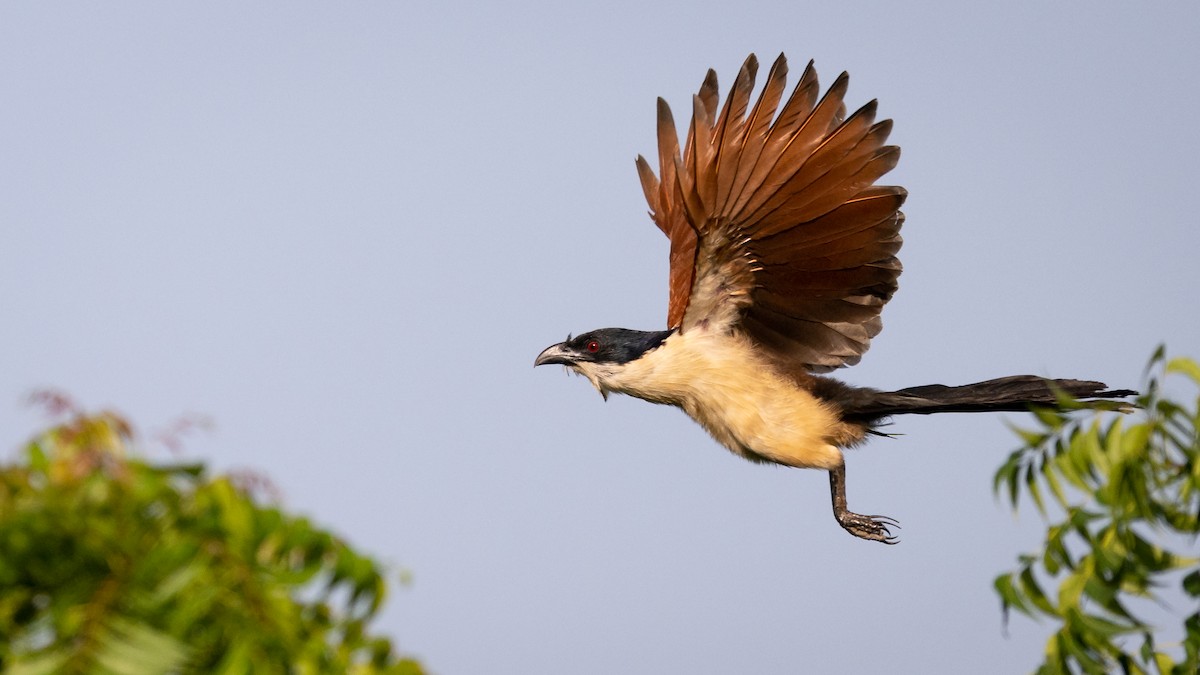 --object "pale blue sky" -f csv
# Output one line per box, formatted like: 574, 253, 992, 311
2, 3, 1198, 673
